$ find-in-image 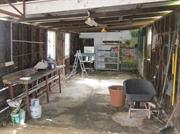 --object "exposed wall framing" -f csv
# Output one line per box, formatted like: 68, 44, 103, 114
56, 31, 80, 74
141, 12, 180, 131
0, 22, 47, 110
